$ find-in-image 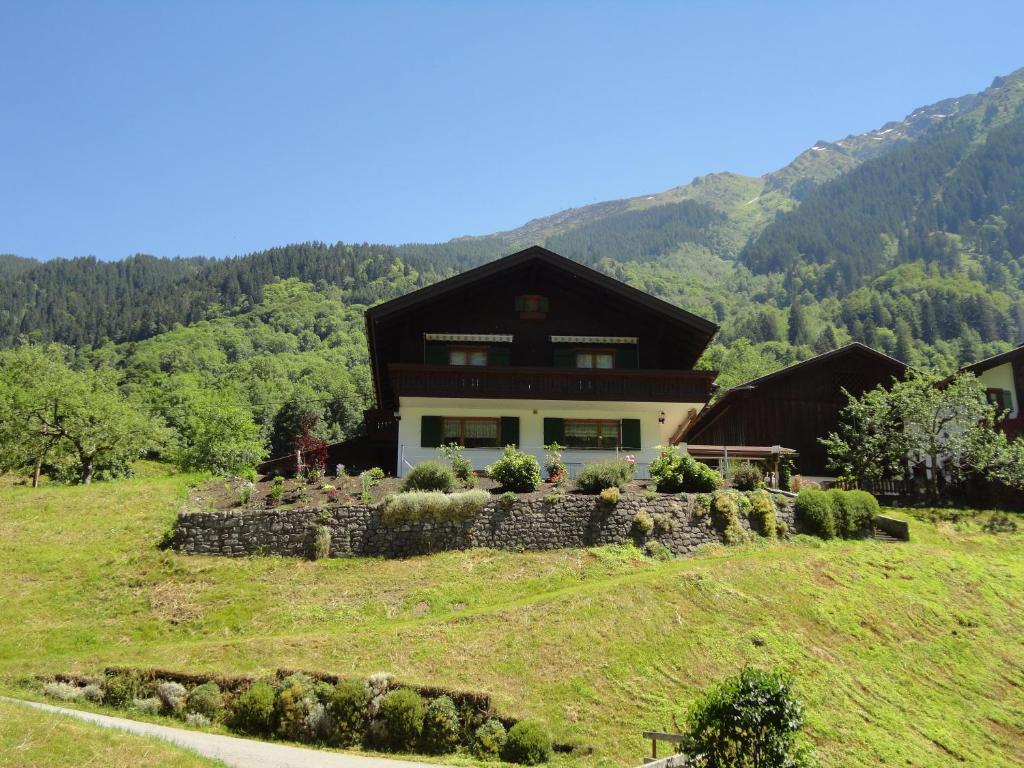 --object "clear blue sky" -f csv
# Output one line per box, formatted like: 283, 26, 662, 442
3, 0, 1024, 261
